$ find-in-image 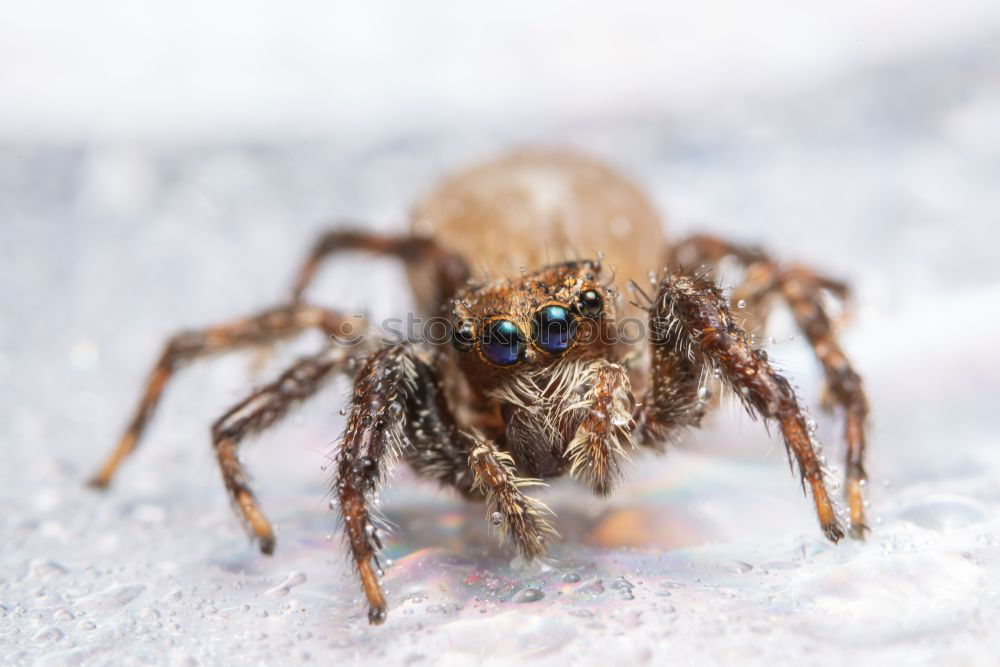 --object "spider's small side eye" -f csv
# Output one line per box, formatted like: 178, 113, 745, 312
576, 289, 603, 318
481, 319, 525, 366
532, 305, 576, 354
452, 320, 476, 352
